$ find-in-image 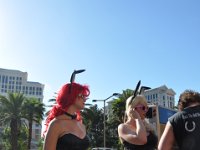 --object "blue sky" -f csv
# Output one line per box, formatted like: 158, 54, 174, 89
1, 0, 200, 111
